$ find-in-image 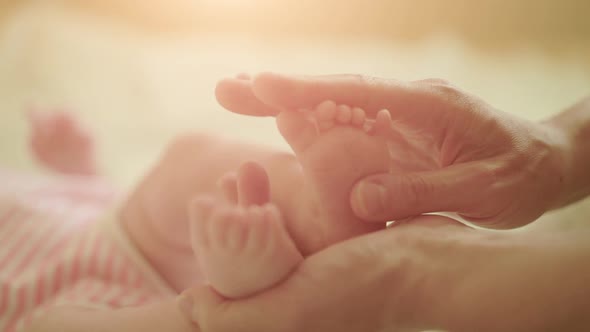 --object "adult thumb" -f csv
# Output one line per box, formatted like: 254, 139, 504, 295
350, 162, 493, 222
177, 286, 223, 331
178, 284, 292, 332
